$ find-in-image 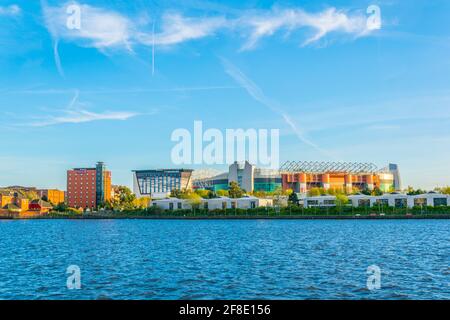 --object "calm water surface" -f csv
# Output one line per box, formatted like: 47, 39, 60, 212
0, 219, 448, 300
